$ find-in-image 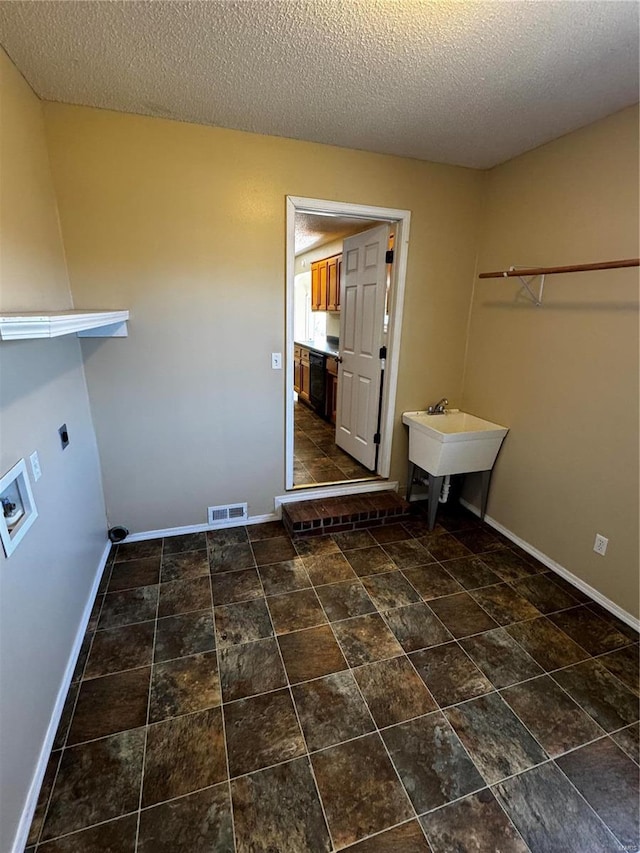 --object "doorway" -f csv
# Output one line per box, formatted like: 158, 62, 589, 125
285, 197, 411, 492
